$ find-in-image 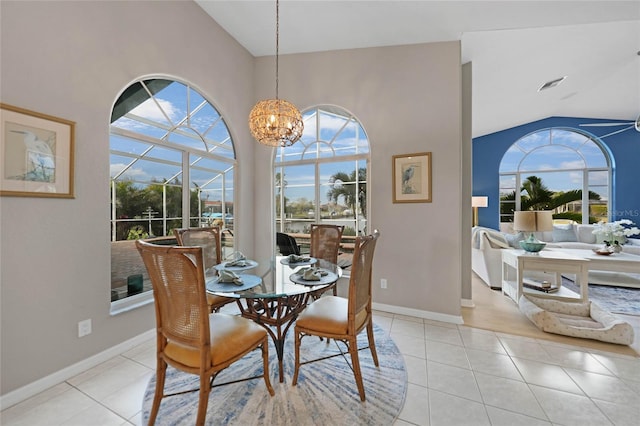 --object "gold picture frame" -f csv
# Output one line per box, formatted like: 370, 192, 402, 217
1, 103, 75, 198
392, 152, 432, 203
